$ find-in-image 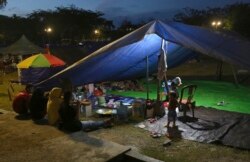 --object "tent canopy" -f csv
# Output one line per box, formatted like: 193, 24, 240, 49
0, 35, 44, 56
17, 53, 66, 84
17, 53, 66, 68
37, 20, 250, 90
